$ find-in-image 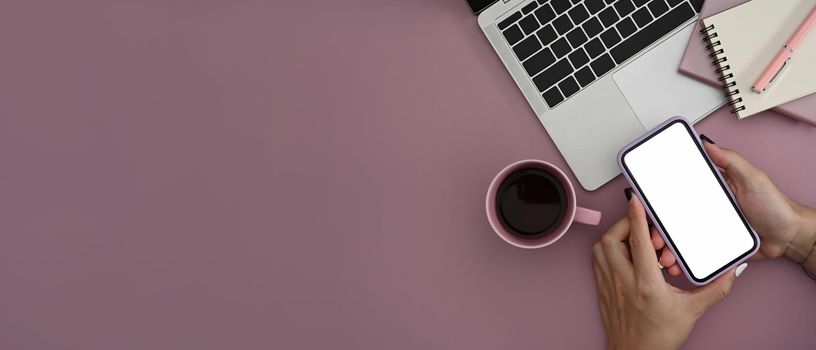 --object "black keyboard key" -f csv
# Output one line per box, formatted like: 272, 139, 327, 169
570, 0, 581, 4
599, 7, 619, 27
513, 35, 543, 61
532, 58, 572, 91
559, 76, 580, 98
647, 0, 669, 16
585, 0, 606, 13
522, 2, 539, 14
590, 53, 615, 76
543, 86, 564, 107
523, 47, 556, 76
666, 0, 683, 5
600, 28, 621, 47
535, 4, 557, 25
690, 0, 703, 12
537, 25, 558, 45
519, 15, 541, 35
503, 24, 525, 45
553, 14, 573, 35
575, 66, 596, 87
551, 37, 571, 57
583, 17, 604, 38
538, 0, 549, 4
604, 0, 615, 4
632, 7, 652, 27
614, 0, 635, 16
611, 2, 694, 64
568, 4, 590, 24
585, 37, 605, 57
568, 48, 590, 68
634, 0, 649, 6
552, 0, 572, 13
566, 27, 588, 47
616, 17, 636, 38
498, 12, 522, 30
